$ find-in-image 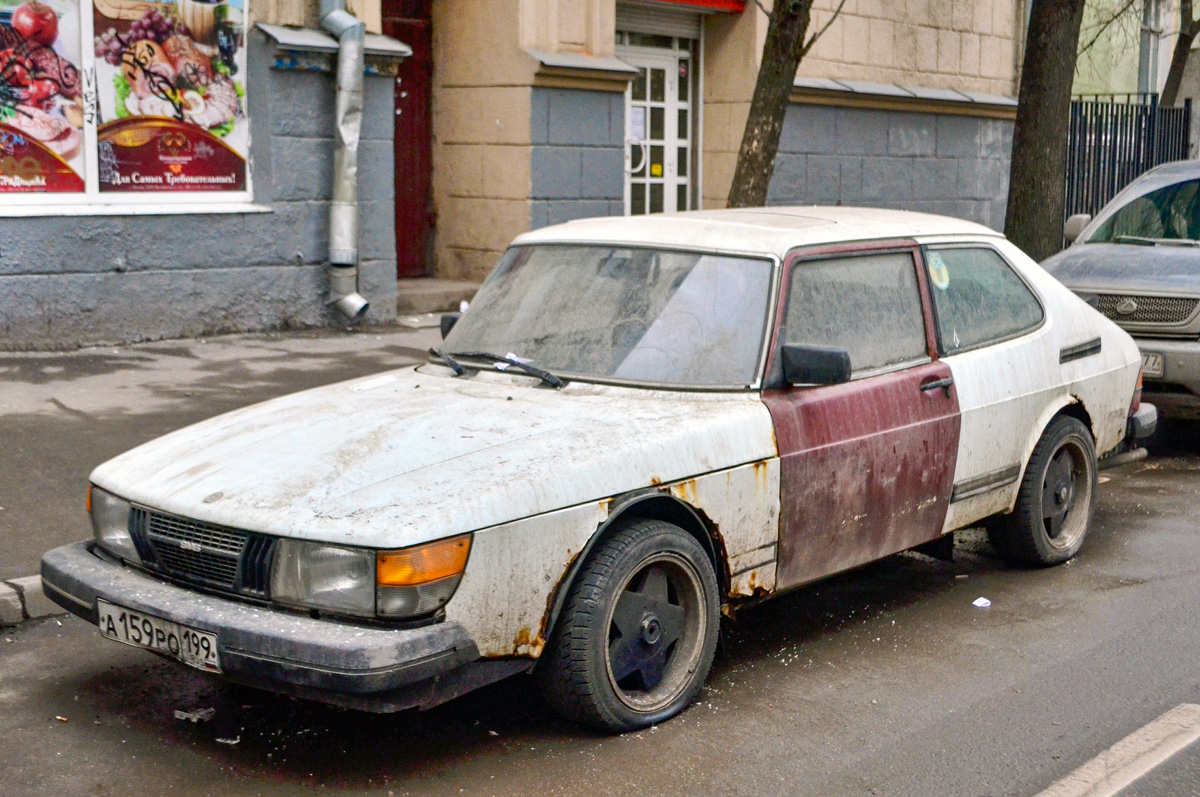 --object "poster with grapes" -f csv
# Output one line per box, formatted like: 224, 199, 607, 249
0, 0, 85, 192
93, 0, 247, 191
